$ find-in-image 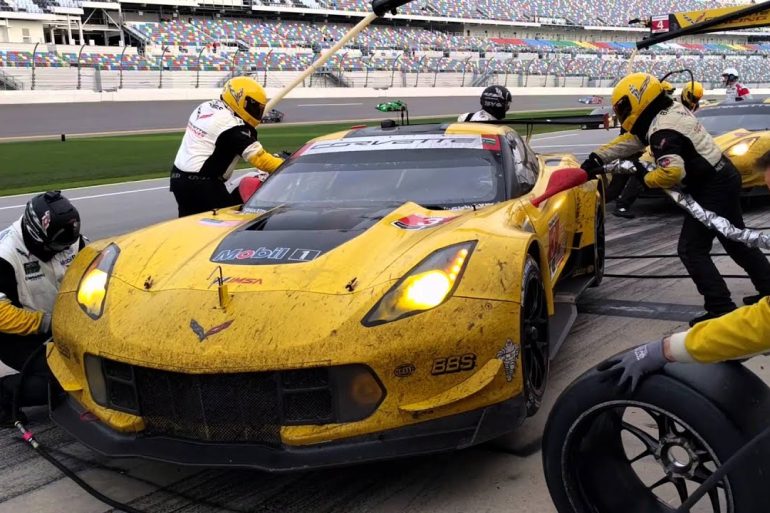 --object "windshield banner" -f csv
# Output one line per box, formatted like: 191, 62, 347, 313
299, 134, 498, 155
